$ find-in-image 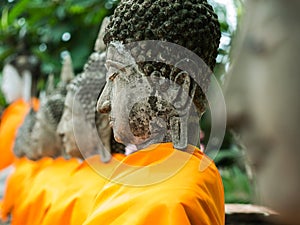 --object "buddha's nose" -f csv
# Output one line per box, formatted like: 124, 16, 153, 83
97, 83, 111, 113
